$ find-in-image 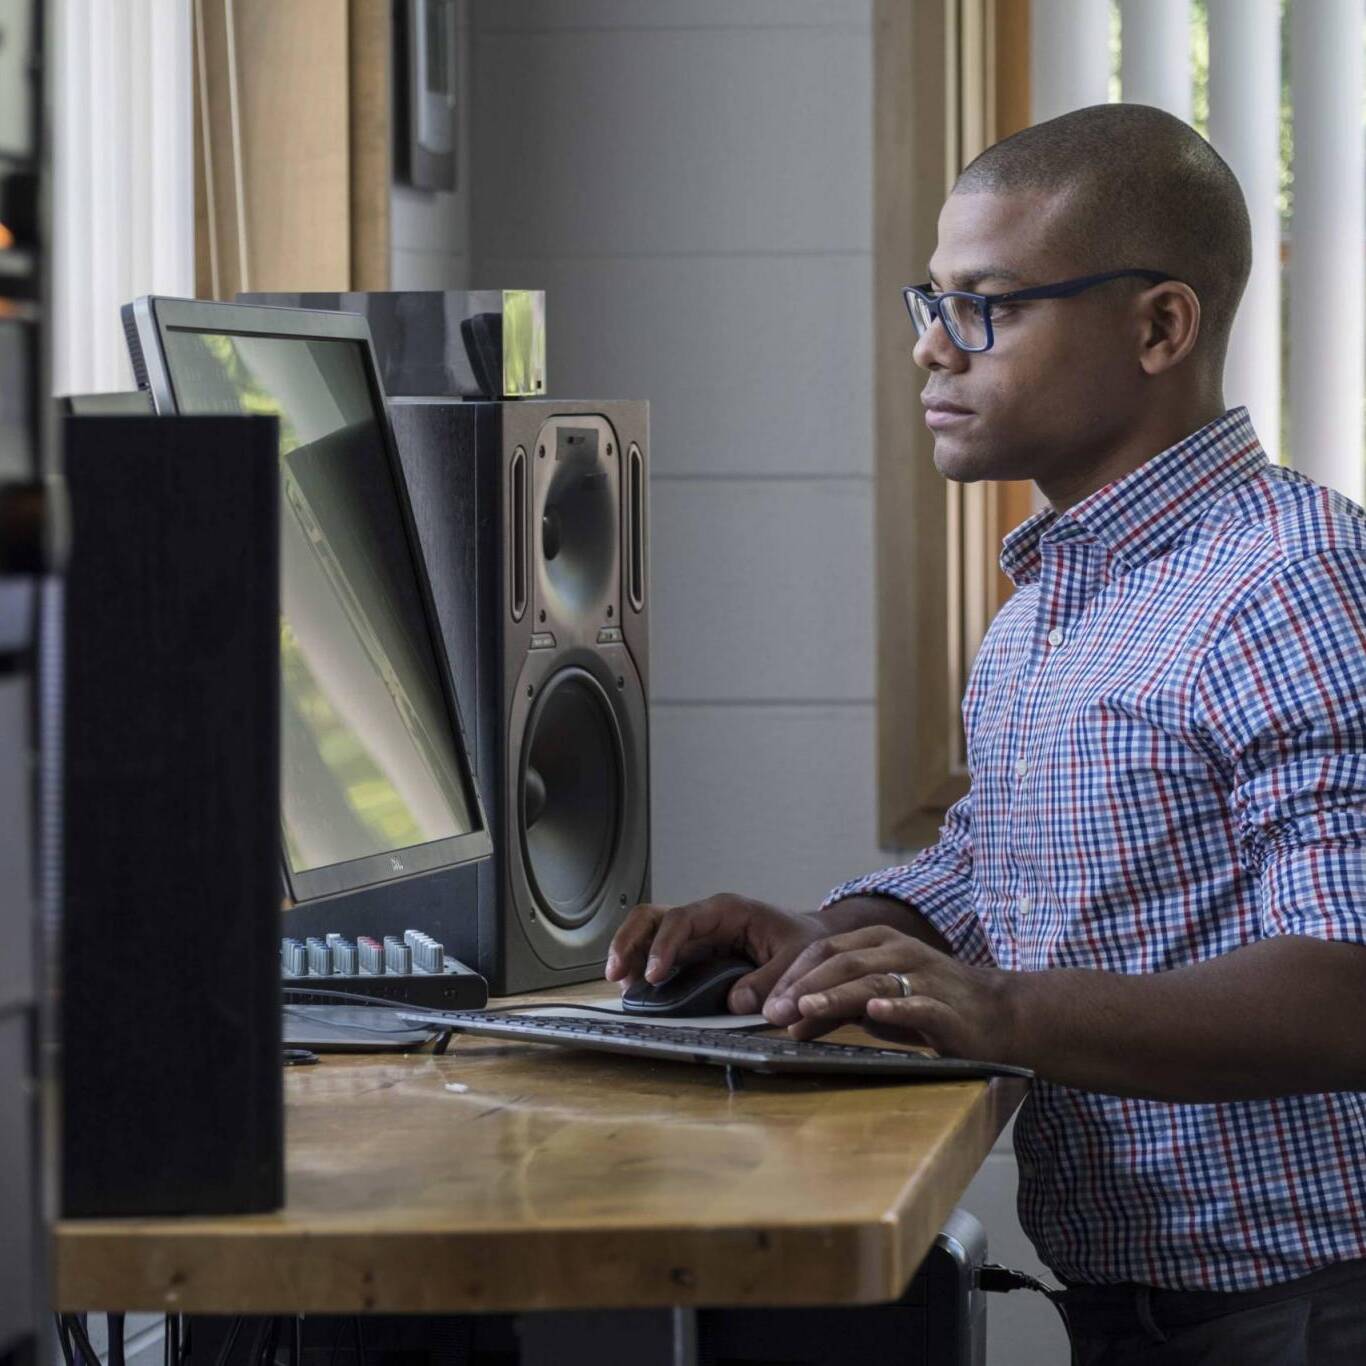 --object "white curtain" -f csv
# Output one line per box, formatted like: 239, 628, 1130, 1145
52, 0, 194, 397
1031, 0, 1365, 504
1288, 0, 1365, 506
